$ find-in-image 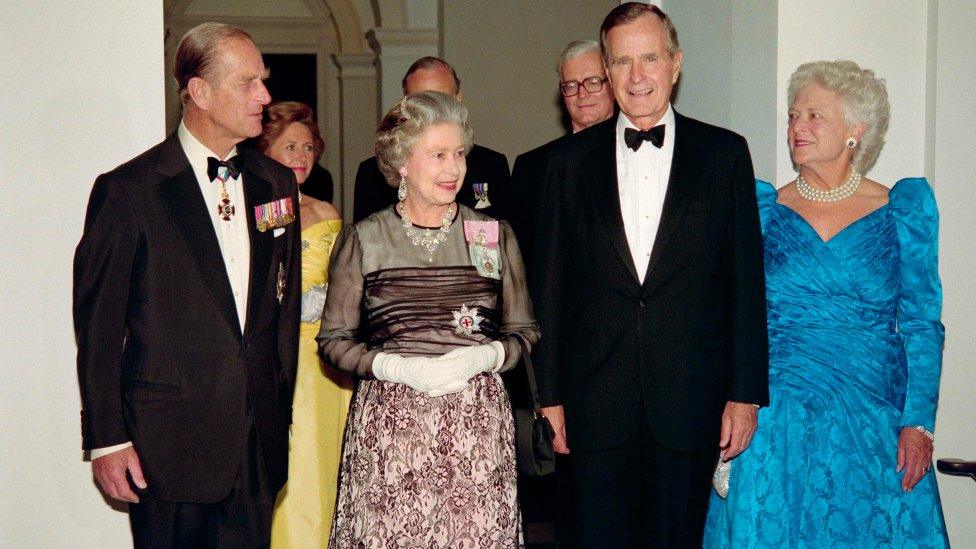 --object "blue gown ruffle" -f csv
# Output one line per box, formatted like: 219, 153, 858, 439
703, 178, 948, 548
